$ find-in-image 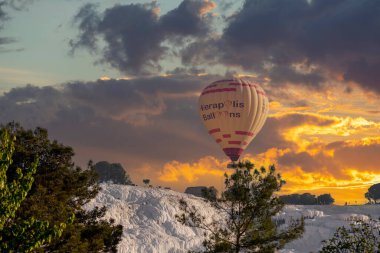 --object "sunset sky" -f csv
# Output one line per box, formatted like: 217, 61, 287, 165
1, 0, 379, 205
